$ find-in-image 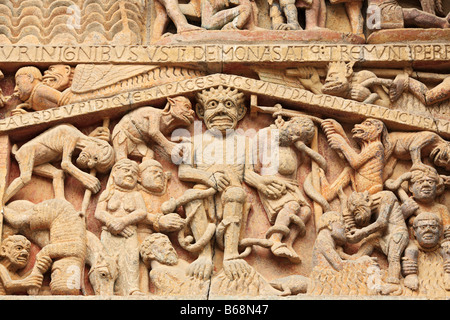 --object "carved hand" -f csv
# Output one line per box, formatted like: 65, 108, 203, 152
400, 198, 419, 219
327, 134, 346, 151
346, 229, 366, 243
209, 171, 231, 192
349, 85, 371, 102
106, 217, 129, 236
158, 213, 186, 232
82, 173, 101, 193
260, 177, 286, 199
